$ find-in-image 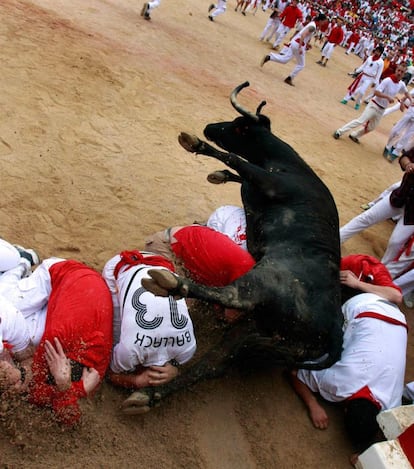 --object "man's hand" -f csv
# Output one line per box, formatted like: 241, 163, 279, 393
147, 363, 179, 386
45, 338, 71, 391
340, 269, 360, 289
82, 367, 100, 395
